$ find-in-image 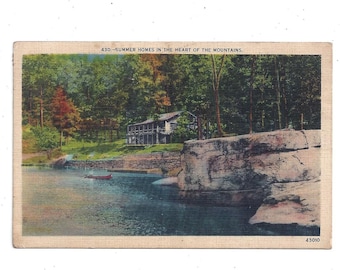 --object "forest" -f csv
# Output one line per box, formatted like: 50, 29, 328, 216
22, 53, 321, 151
